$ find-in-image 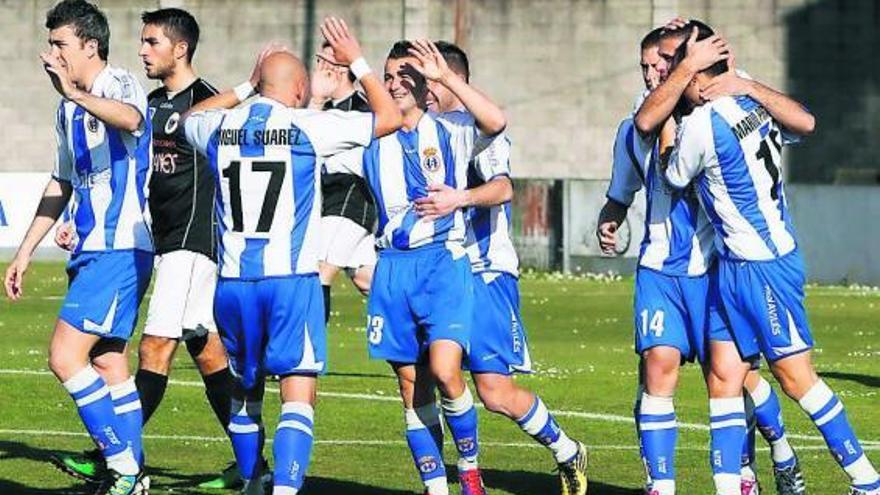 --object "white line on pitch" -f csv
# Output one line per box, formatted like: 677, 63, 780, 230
0, 428, 879, 453
1, 368, 878, 446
